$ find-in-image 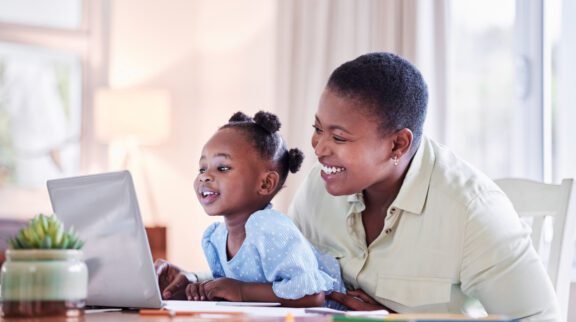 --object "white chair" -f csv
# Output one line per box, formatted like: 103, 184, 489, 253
495, 178, 576, 321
